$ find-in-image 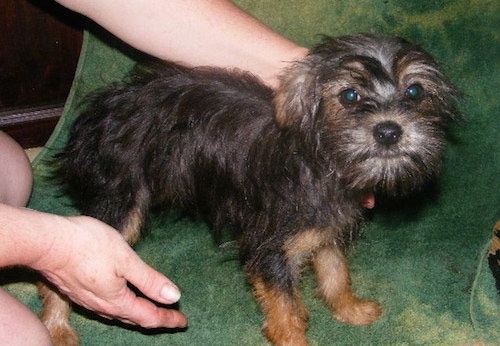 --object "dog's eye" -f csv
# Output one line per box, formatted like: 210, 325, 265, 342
340, 88, 360, 105
405, 84, 424, 100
